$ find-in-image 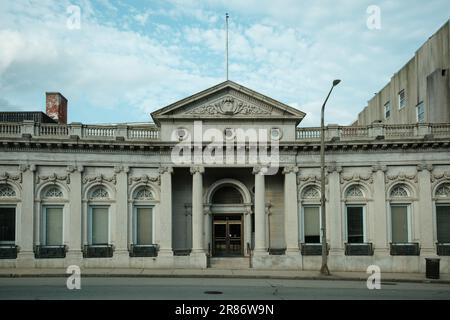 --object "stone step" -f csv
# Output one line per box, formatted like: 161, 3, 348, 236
209, 257, 250, 269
